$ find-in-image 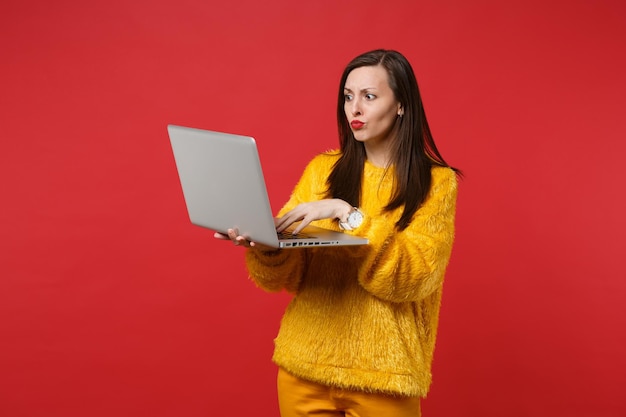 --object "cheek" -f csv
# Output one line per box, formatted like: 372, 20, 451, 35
375, 109, 398, 127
